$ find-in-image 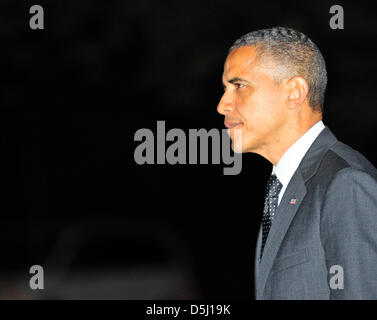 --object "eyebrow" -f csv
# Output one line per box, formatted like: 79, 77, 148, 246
222, 77, 250, 88
228, 77, 249, 84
